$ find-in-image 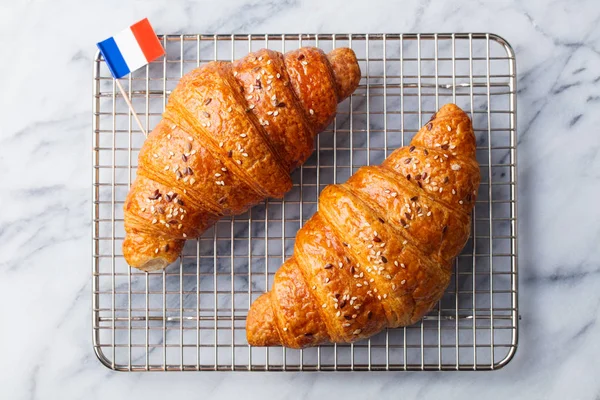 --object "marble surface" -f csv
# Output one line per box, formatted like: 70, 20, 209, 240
1, 0, 599, 398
